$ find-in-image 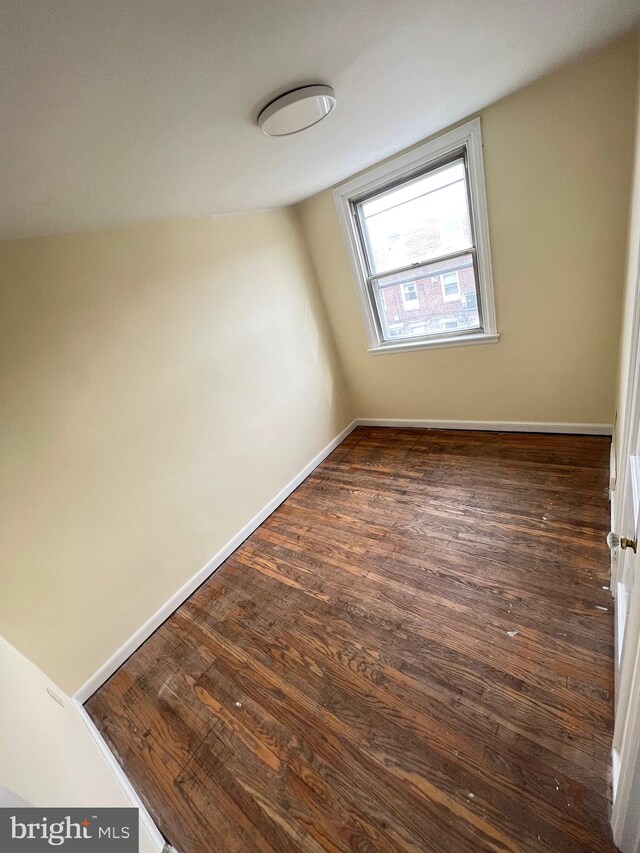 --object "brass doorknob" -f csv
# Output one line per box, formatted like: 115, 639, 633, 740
607, 531, 638, 553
